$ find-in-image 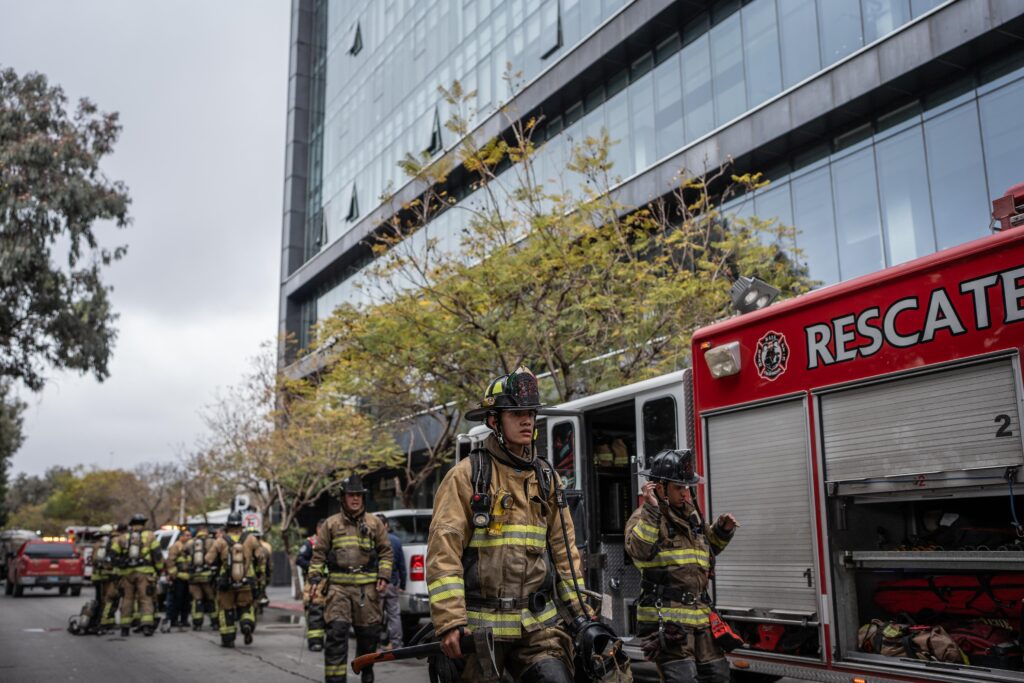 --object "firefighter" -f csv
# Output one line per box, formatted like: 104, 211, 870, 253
308, 475, 393, 683
248, 526, 273, 613
205, 511, 264, 647
428, 367, 614, 683
625, 449, 739, 683
90, 524, 119, 633
164, 527, 192, 631
111, 513, 163, 637
183, 521, 218, 631
297, 519, 327, 651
